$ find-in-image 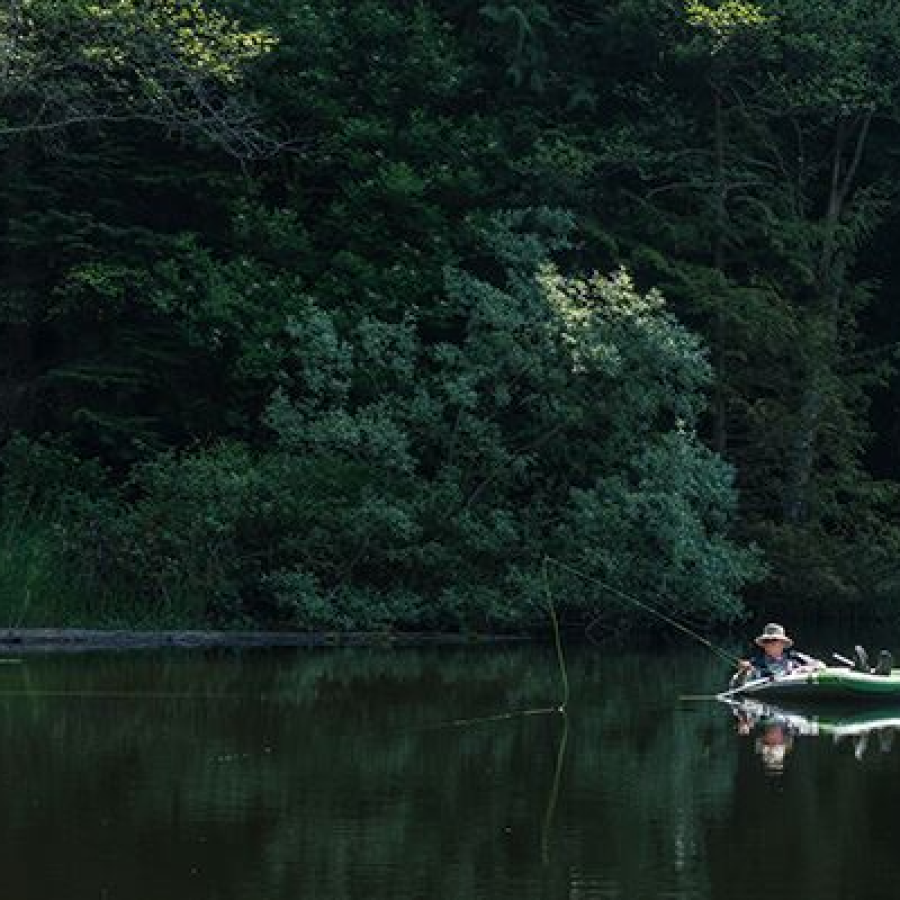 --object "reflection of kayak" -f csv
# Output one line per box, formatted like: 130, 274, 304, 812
724, 697, 900, 739
723, 697, 900, 770
726, 667, 900, 702
817, 711, 900, 739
